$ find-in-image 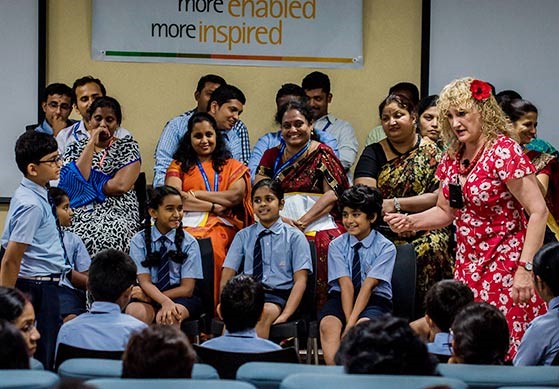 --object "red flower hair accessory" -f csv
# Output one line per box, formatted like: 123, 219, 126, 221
470, 79, 492, 101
